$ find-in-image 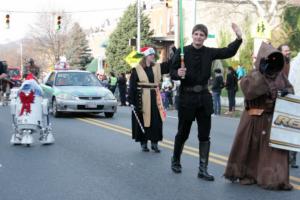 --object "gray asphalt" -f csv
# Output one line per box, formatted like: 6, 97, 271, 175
0, 106, 300, 200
